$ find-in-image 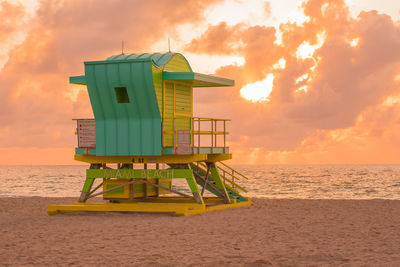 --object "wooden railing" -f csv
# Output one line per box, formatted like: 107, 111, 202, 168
196, 162, 248, 193
75, 117, 230, 155
163, 116, 230, 154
